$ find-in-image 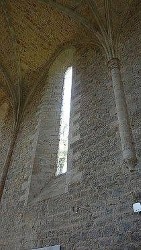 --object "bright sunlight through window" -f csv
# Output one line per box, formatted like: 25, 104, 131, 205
56, 67, 73, 175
